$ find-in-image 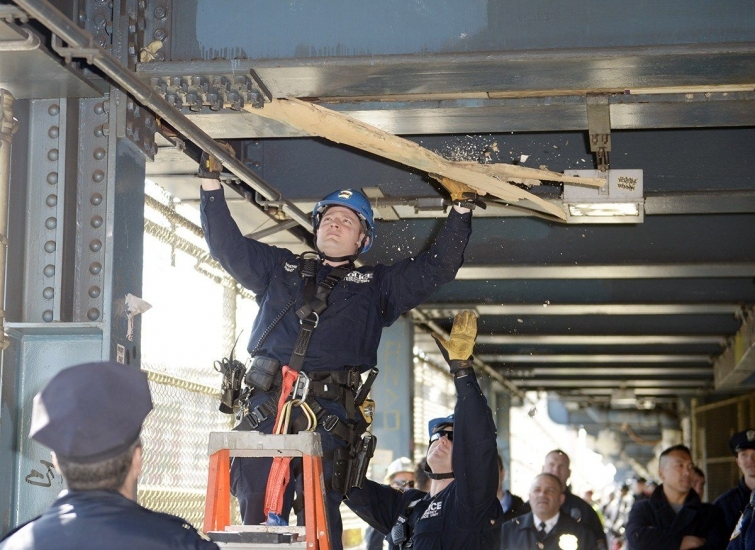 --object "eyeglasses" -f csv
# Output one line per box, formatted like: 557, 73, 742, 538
429, 430, 454, 444
391, 479, 415, 489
